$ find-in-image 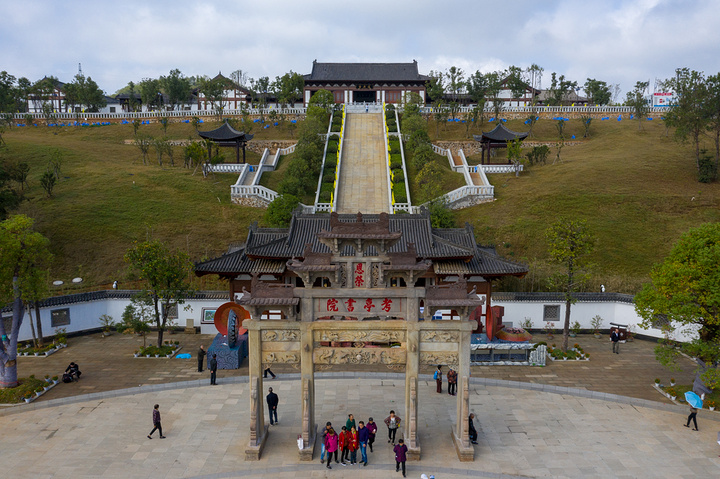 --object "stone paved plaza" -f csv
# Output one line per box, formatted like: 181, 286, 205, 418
2, 333, 719, 478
